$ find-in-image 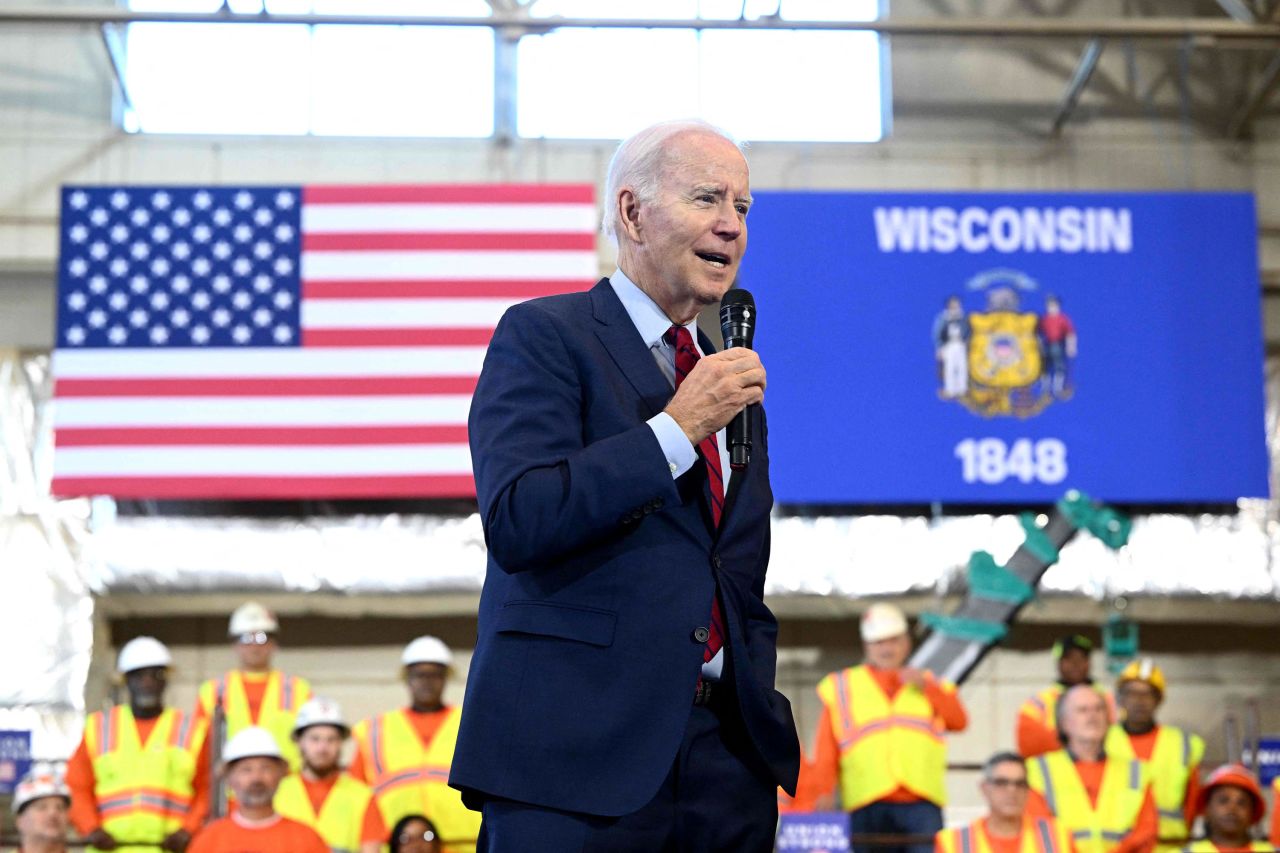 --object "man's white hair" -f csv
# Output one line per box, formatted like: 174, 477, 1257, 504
601, 119, 745, 245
